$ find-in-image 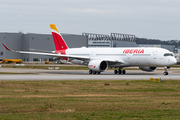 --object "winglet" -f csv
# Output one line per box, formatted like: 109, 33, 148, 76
2, 43, 12, 51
